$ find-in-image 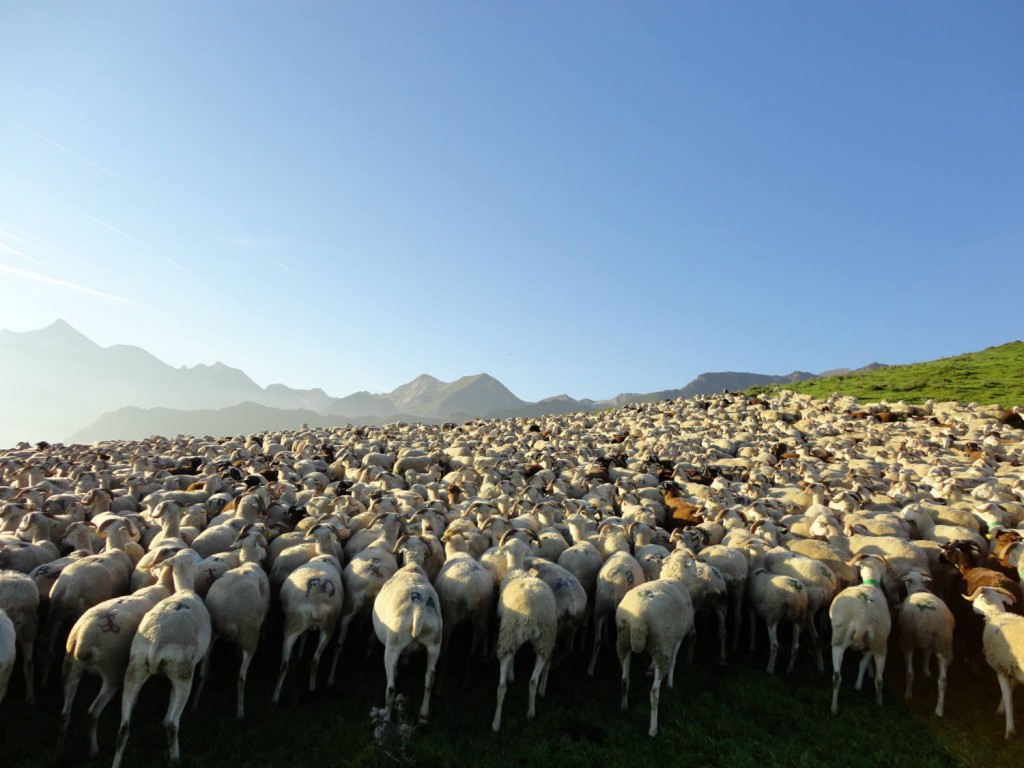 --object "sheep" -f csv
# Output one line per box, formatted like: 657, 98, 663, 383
829, 553, 892, 714
434, 530, 493, 677
0, 511, 59, 573
745, 567, 808, 674
964, 586, 1024, 738
0, 608, 14, 706
939, 539, 1022, 669
629, 521, 670, 582
57, 550, 178, 757
332, 522, 401, 670
587, 549, 645, 676
695, 543, 749, 651
269, 522, 345, 596
194, 524, 271, 720
660, 546, 729, 665
615, 578, 695, 737
111, 548, 212, 768
43, 517, 135, 684
525, 556, 588, 664
763, 547, 836, 671
273, 539, 344, 704
492, 536, 557, 733
371, 560, 442, 723
146, 500, 196, 549
897, 570, 954, 717
0, 569, 40, 705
